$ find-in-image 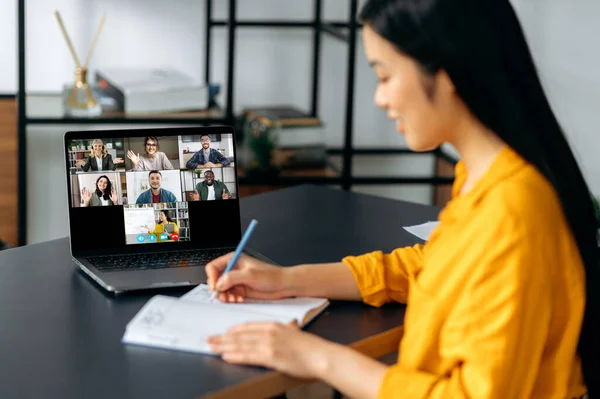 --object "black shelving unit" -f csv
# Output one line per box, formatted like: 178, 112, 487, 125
16, 0, 453, 245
